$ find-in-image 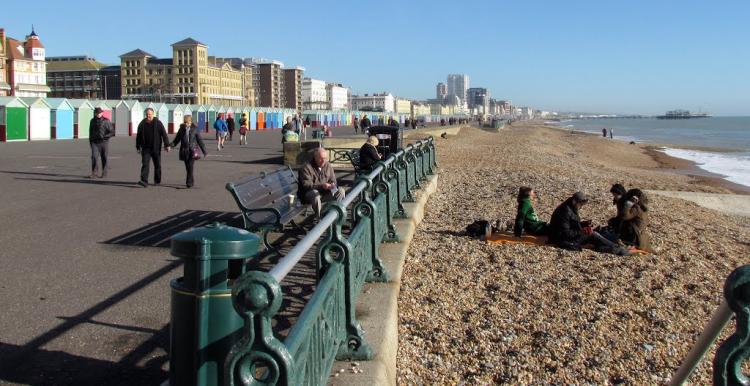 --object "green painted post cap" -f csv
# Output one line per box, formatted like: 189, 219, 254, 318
170, 222, 260, 260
